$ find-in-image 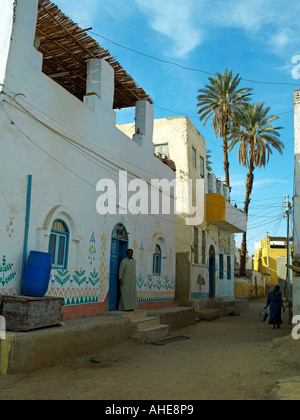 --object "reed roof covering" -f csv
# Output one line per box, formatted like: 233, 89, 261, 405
36, 0, 152, 109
